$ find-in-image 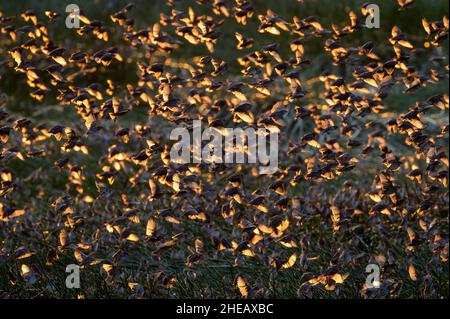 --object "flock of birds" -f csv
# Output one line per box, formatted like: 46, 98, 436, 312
0, 0, 448, 298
